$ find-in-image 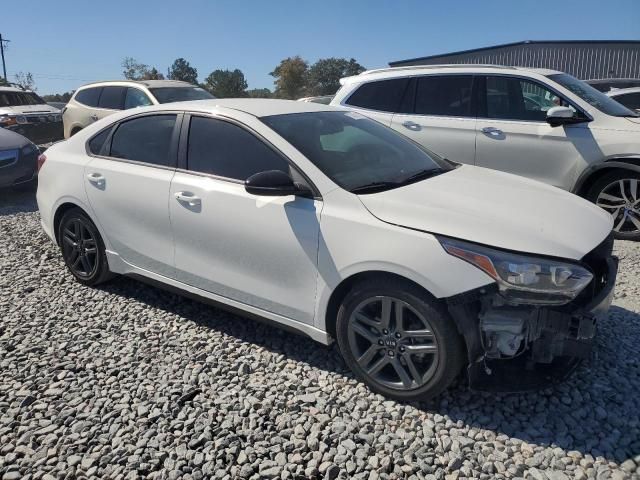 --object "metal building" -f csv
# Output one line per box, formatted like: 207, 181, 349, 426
389, 40, 640, 80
